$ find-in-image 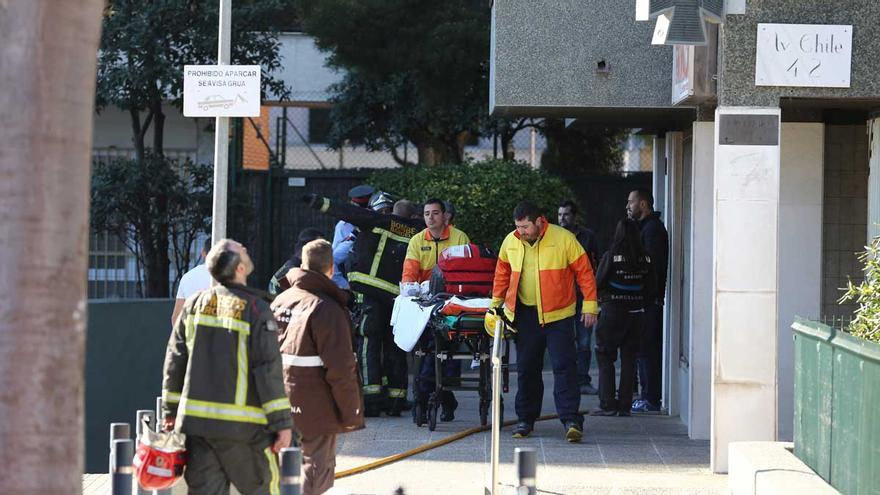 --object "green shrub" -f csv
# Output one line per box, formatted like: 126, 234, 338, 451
369, 158, 577, 249
839, 237, 880, 342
